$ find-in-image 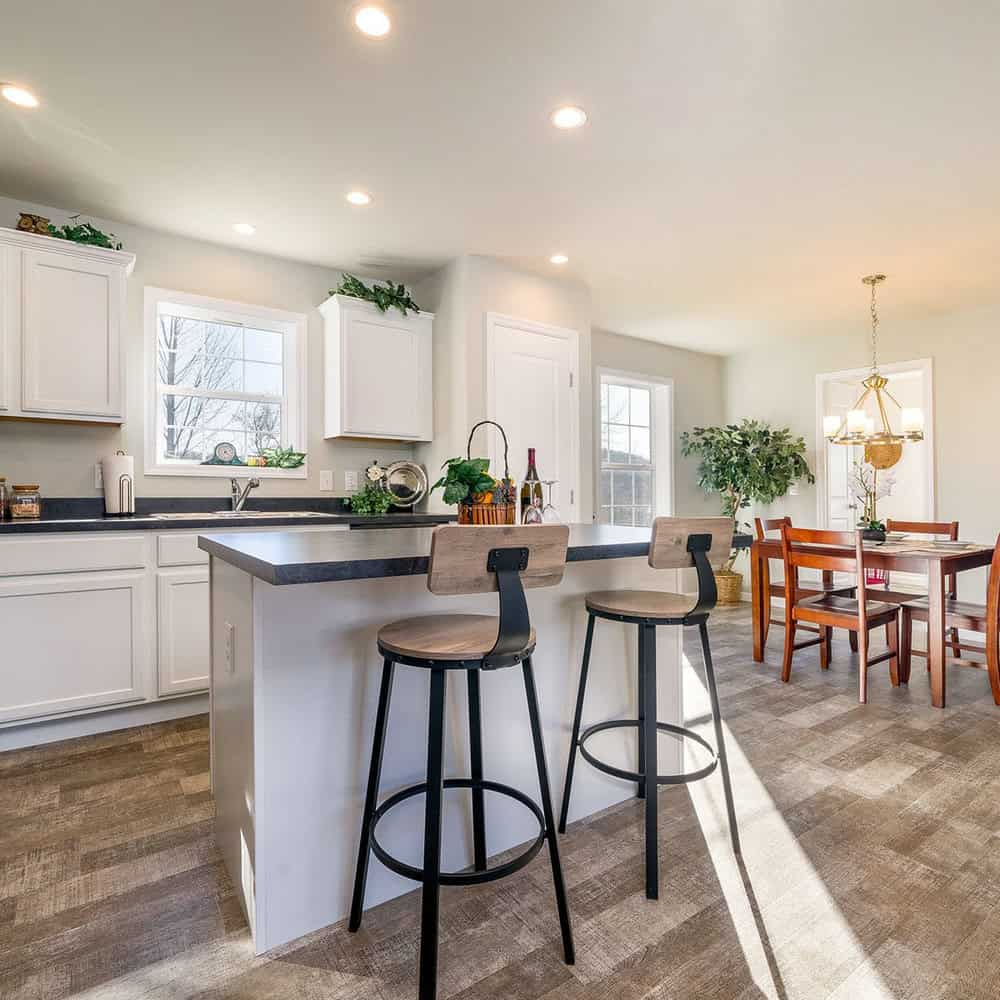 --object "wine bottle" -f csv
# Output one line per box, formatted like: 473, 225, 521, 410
520, 447, 543, 519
